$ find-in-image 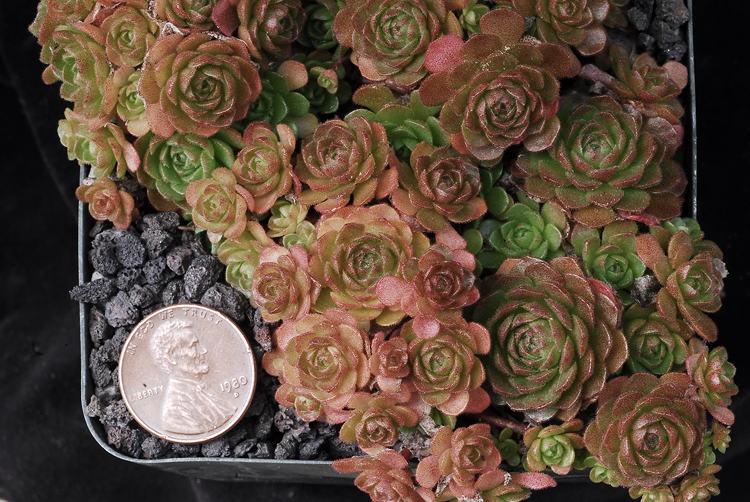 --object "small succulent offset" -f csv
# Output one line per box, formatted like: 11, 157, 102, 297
473, 256, 627, 422
295, 116, 396, 213
581, 44, 689, 126
76, 178, 136, 230
232, 122, 297, 214
584, 373, 706, 488
636, 231, 725, 342
59, 108, 139, 178
420, 7, 581, 163
262, 310, 371, 423
391, 142, 487, 232
333, 0, 463, 91
523, 419, 585, 475
497, 0, 610, 56
339, 394, 419, 455
185, 167, 253, 239
348, 85, 449, 159
31, 0, 737, 500
135, 129, 242, 210
514, 95, 687, 228
571, 221, 646, 293
140, 33, 262, 138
